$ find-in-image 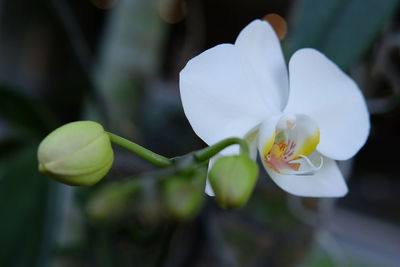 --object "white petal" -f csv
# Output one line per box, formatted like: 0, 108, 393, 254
265, 153, 348, 197
235, 20, 289, 111
205, 161, 216, 196
285, 48, 370, 160
244, 126, 261, 161
180, 44, 271, 146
